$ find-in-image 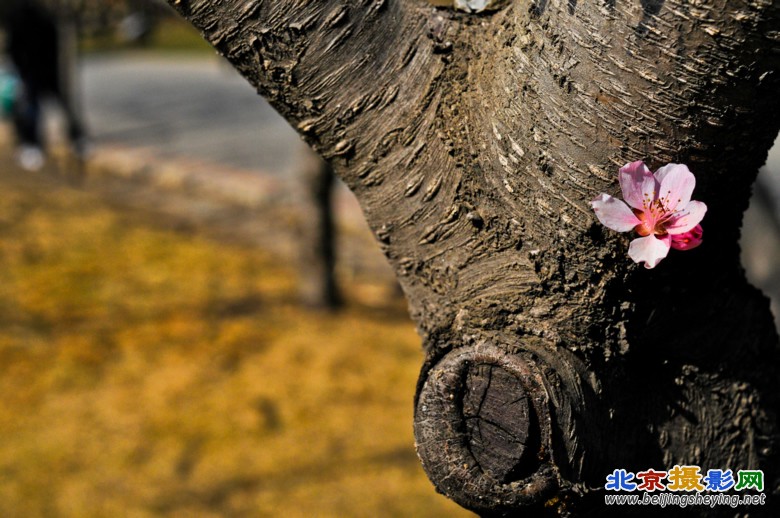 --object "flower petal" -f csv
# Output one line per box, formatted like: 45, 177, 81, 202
655, 164, 695, 212
591, 193, 641, 232
628, 234, 671, 269
619, 161, 657, 210
666, 201, 707, 235
670, 224, 703, 251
